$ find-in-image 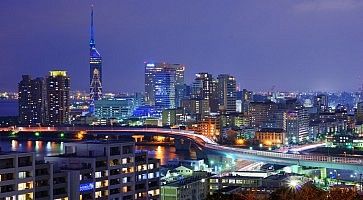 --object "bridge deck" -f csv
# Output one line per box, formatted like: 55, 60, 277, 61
5, 127, 363, 171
